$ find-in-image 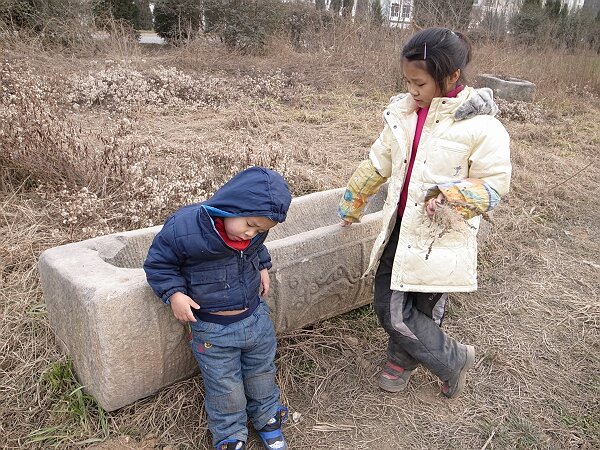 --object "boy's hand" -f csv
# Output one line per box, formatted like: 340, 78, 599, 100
340, 220, 353, 227
260, 268, 270, 298
169, 292, 200, 323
